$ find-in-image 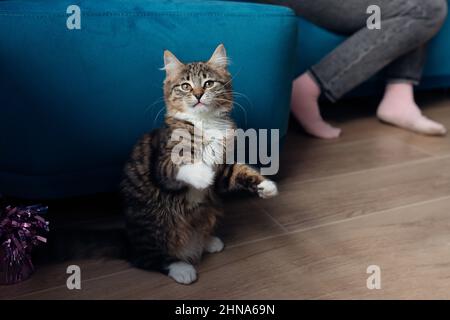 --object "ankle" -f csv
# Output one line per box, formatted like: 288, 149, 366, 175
293, 72, 321, 99
381, 82, 416, 105
378, 82, 421, 117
